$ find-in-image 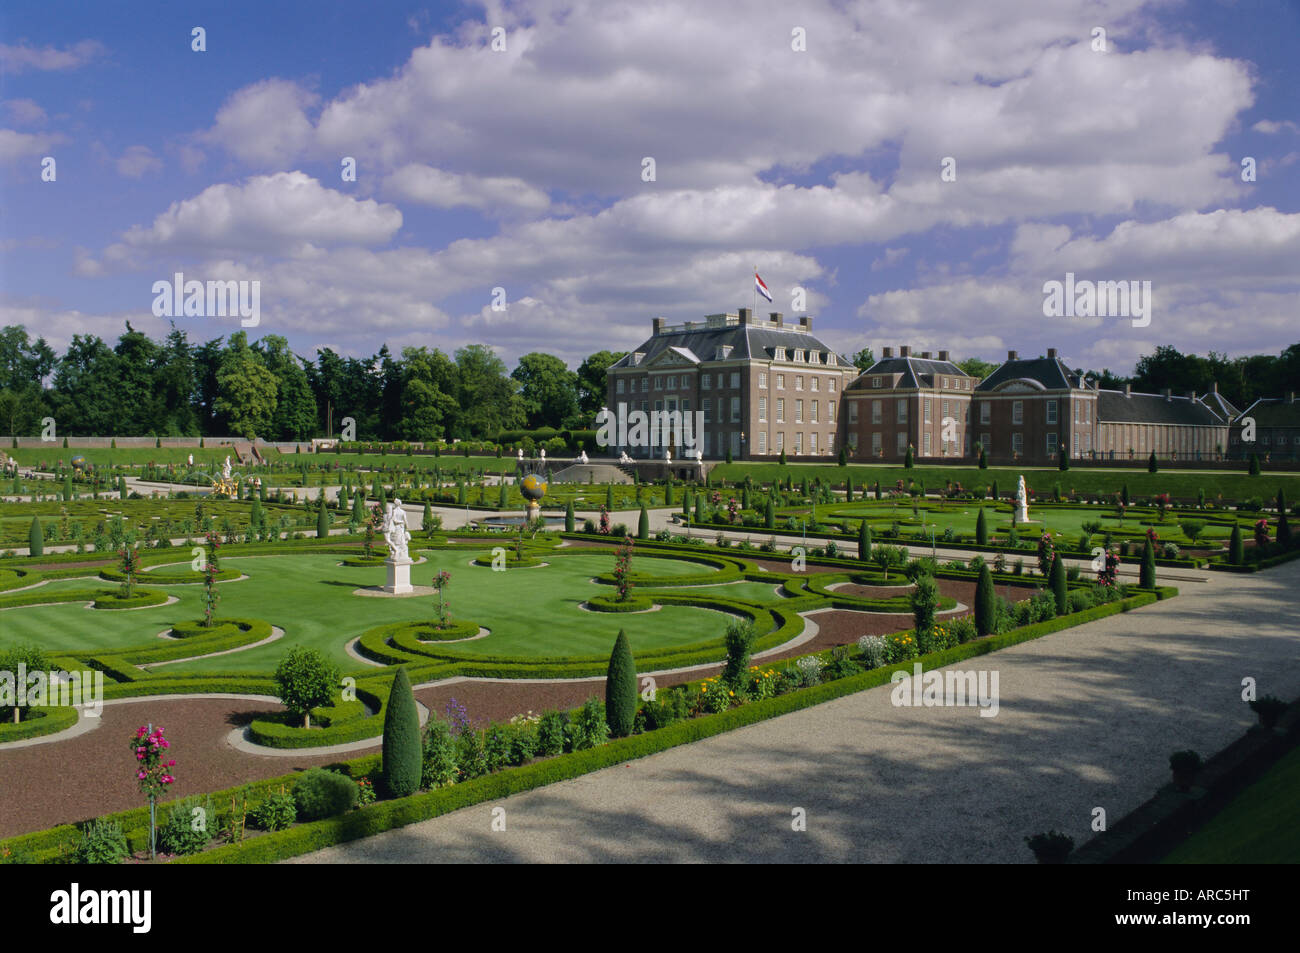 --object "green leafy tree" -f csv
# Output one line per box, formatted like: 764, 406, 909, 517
213, 332, 278, 439
910, 573, 939, 635
1, 644, 50, 722
604, 630, 638, 738
381, 667, 422, 797
272, 647, 340, 729
851, 348, 875, 372
575, 350, 627, 418
512, 352, 580, 430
